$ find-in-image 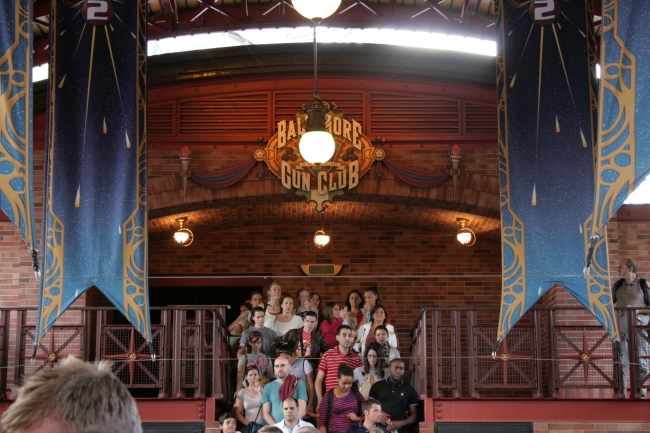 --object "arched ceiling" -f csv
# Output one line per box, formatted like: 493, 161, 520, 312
32, 0, 498, 67
148, 197, 501, 244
